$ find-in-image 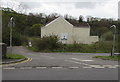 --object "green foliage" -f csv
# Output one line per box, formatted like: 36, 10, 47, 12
59, 43, 84, 52
90, 27, 109, 37
2, 8, 43, 46
90, 41, 112, 53
94, 55, 120, 61
2, 27, 28, 46
102, 32, 113, 41
118, 34, 120, 52
6, 54, 26, 59
12, 29, 22, 46
2, 7, 119, 48
2, 27, 10, 46
30, 24, 42, 36
89, 17, 118, 36
30, 37, 113, 53
27, 46, 39, 52
60, 41, 113, 53
79, 15, 84, 22
97, 27, 109, 37
31, 35, 61, 51
20, 35, 28, 45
